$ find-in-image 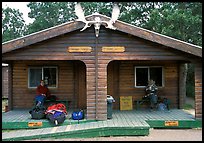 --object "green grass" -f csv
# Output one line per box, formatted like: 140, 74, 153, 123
183, 103, 194, 110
